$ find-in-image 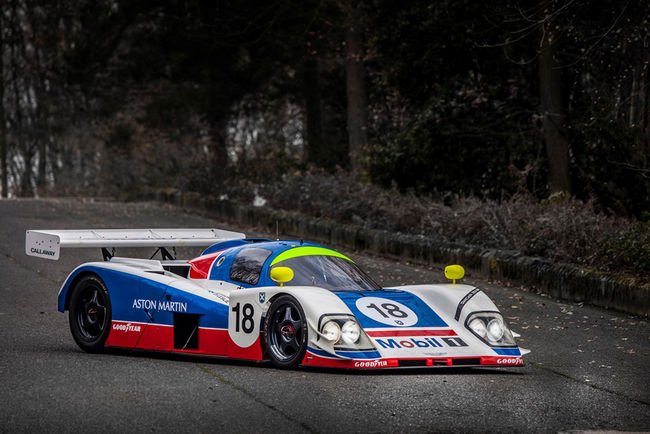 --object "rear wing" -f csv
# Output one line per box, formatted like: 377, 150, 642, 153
25, 228, 245, 261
